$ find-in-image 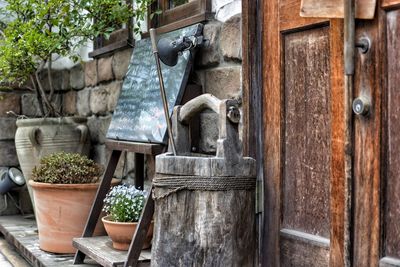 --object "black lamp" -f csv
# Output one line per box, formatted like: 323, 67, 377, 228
0, 167, 25, 194
157, 34, 208, 66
